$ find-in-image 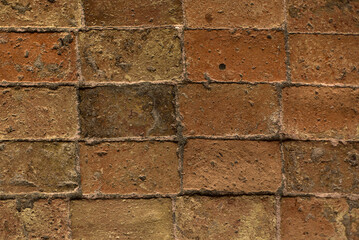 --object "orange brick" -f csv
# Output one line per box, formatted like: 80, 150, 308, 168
0, 32, 77, 83
178, 84, 280, 136
185, 30, 286, 83
183, 139, 281, 192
